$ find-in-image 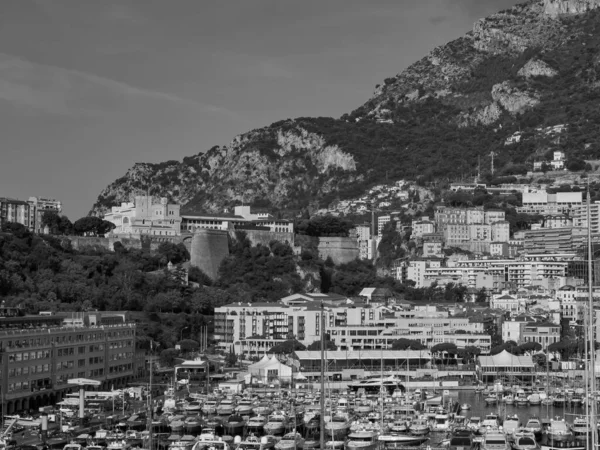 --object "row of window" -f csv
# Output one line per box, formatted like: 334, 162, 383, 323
8, 350, 51, 362
109, 363, 132, 373
8, 364, 50, 377
109, 352, 133, 361
3, 329, 133, 350
109, 340, 133, 349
